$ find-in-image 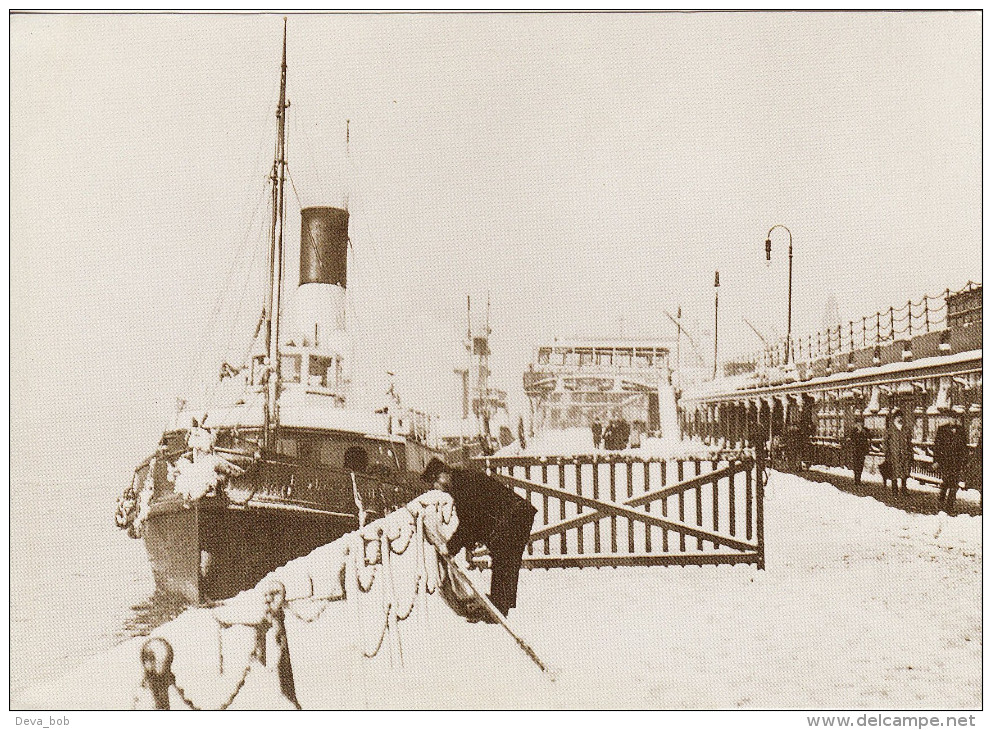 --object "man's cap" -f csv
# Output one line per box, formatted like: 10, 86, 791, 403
422, 458, 451, 483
